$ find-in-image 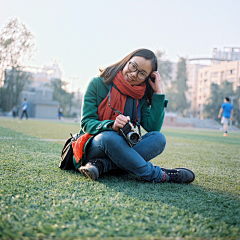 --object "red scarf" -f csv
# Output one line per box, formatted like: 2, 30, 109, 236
73, 71, 146, 164
98, 71, 146, 121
